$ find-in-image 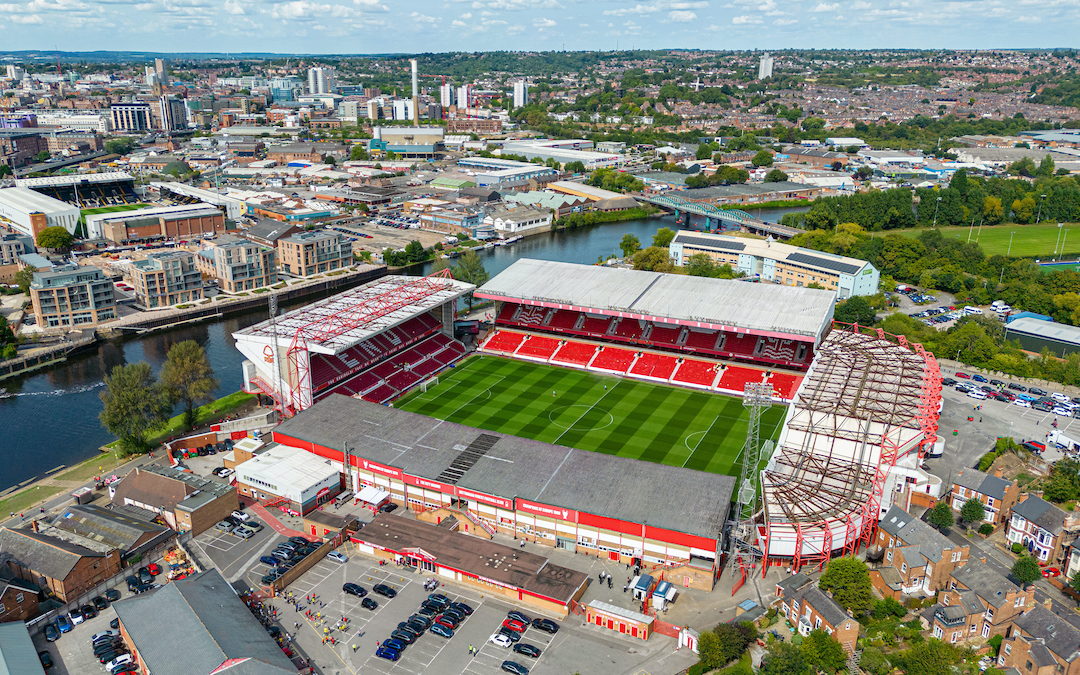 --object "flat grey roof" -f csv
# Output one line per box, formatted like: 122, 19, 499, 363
1006, 317, 1080, 346
476, 258, 834, 339
0, 622, 45, 675
273, 394, 734, 541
